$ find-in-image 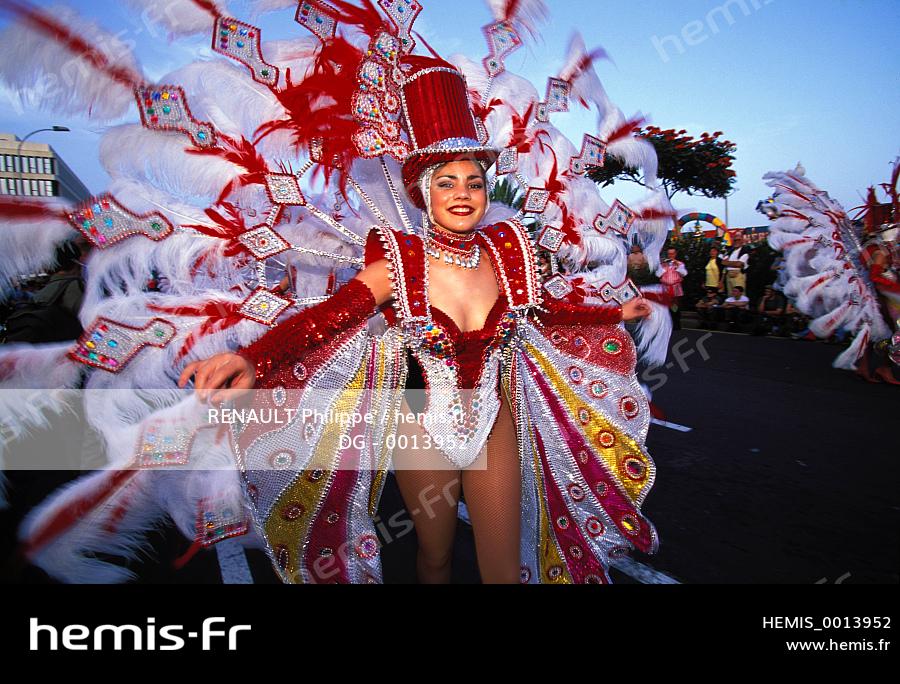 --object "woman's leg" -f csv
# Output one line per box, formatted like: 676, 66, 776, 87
461, 393, 521, 584
392, 396, 461, 584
